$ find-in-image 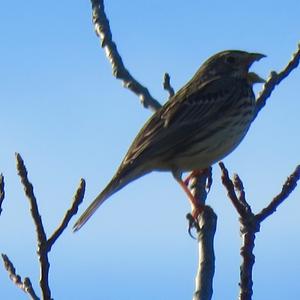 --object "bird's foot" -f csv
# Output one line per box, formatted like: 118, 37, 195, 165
184, 168, 212, 194
186, 205, 204, 238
